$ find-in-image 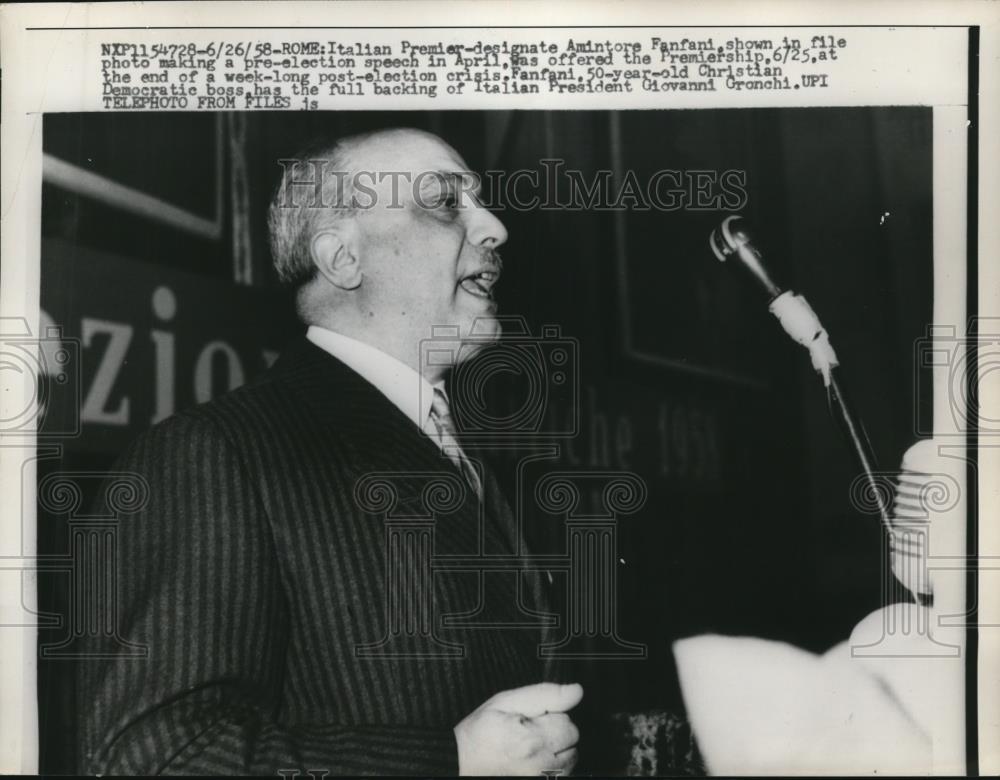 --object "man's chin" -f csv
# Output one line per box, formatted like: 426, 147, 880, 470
465, 312, 502, 342
454, 316, 501, 364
